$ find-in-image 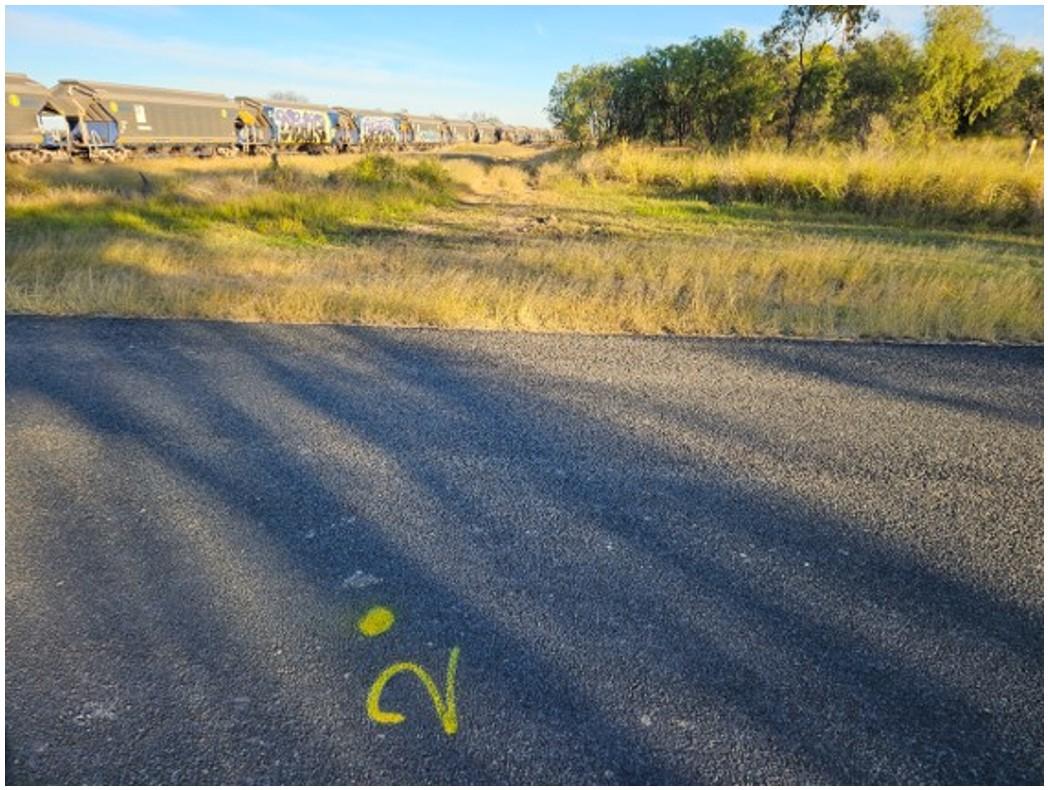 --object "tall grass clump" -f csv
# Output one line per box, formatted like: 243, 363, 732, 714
327, 154, 453, 193
563, 140, 1043, 231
